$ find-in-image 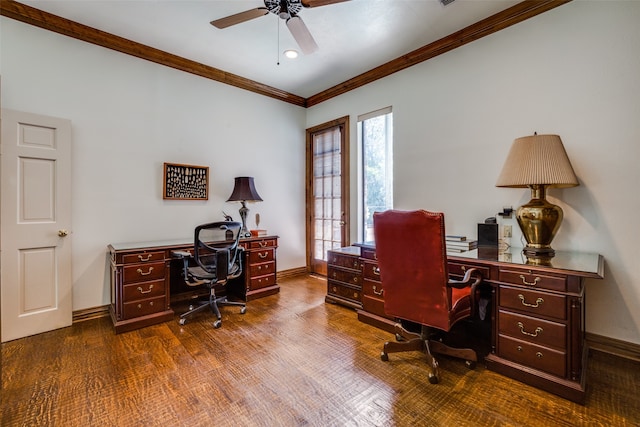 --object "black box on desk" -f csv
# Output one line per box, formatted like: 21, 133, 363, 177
478, 223, 498, 247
